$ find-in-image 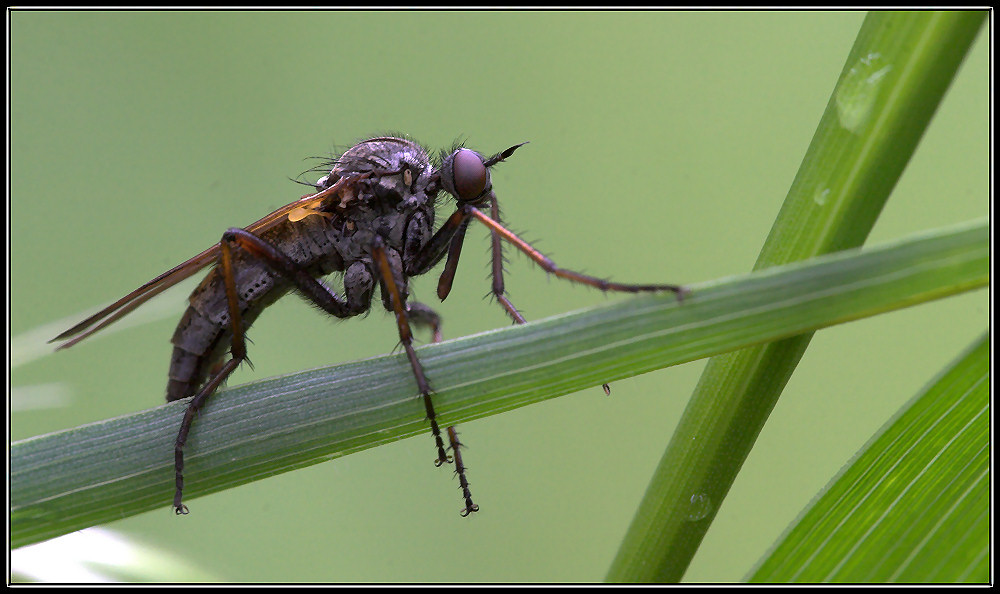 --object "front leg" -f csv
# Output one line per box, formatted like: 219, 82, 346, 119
463, 205, 688, 297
